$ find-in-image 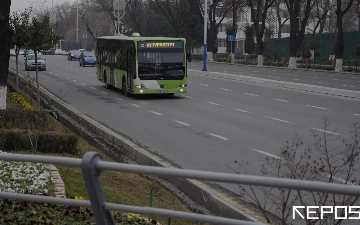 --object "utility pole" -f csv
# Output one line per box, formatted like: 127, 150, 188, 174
76, 0, 79, 49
